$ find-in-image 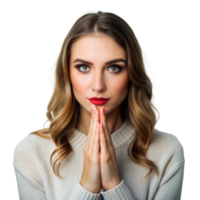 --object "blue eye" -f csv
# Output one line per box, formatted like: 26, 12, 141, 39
74, 64, 123, 73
